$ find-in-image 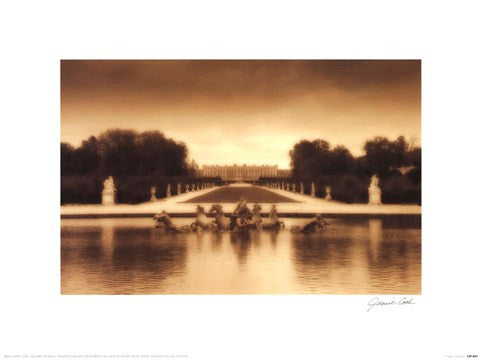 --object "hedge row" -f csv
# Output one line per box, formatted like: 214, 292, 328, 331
61, 175, 222, 204
258, 172, 421, 205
